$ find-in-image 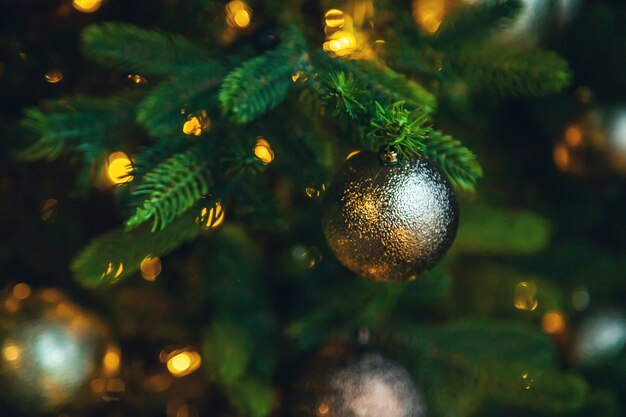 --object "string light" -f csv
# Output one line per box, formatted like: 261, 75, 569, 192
102, 262, 124, 280
253, 137, 275, 165
102, 344, 121, 376
513, 281, 538, 311
12, 283, 31, 300
165, 349, 202, 377
44, 69, 64, 84
107, 152, 133, 184
72, 0, 103, 13
412, 0, 447, 34
226, 1, 253, 29
182, 111, 210, 136
140, 256, 162, 281
542, 310, 566, 335
128, 74, 148, 85
198, 202, 225, 229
